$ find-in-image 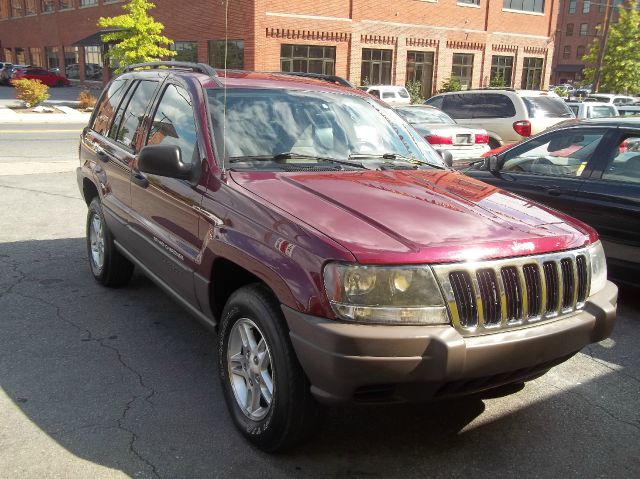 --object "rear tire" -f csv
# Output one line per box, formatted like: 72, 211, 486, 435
86, 197, 134, 287
218, 284, 321, 452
